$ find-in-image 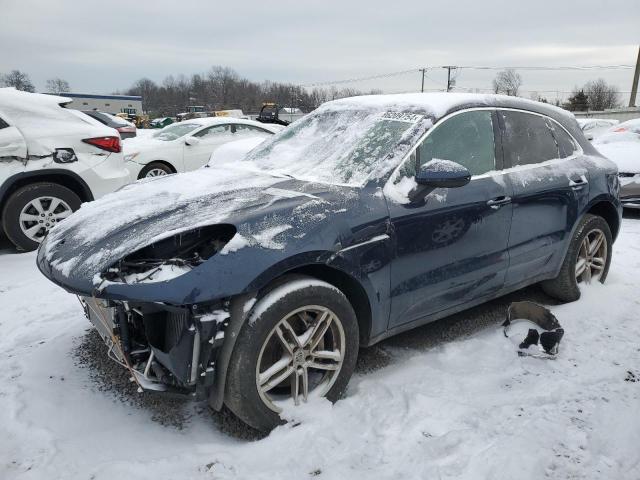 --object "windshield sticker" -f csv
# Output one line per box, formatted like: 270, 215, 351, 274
380, 111, 424, 124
